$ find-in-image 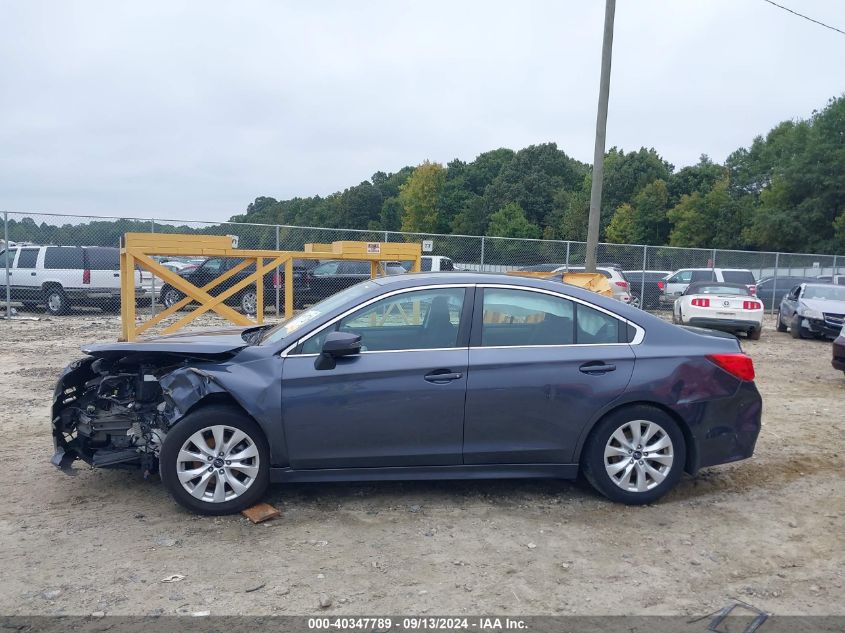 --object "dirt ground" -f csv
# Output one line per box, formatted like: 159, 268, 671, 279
0, 311, 842, 617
